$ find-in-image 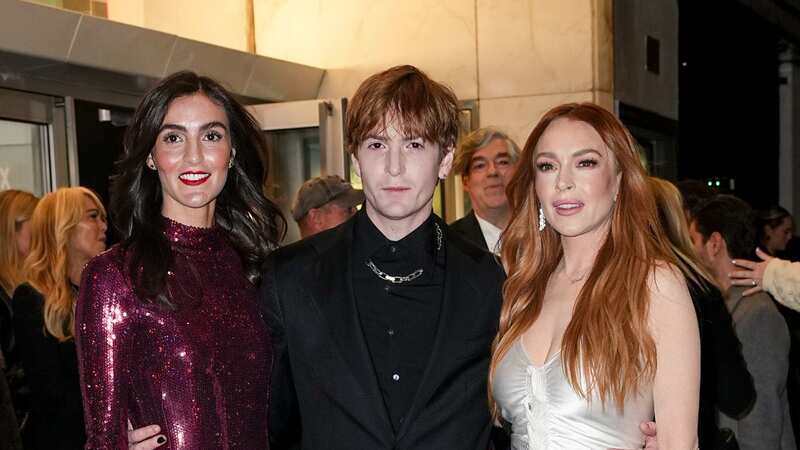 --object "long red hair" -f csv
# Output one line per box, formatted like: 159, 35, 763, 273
490, 103, 676, 412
